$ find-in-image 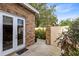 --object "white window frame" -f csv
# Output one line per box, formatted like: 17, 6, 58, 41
0, 11, 25, 56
